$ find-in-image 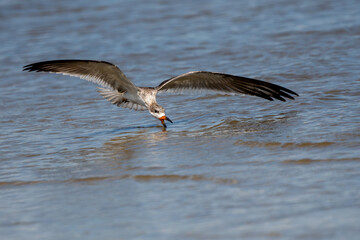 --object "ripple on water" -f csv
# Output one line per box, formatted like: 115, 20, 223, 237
0, 174, 238, 188
235, 140, 335, 148
282, 157, 360, 164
